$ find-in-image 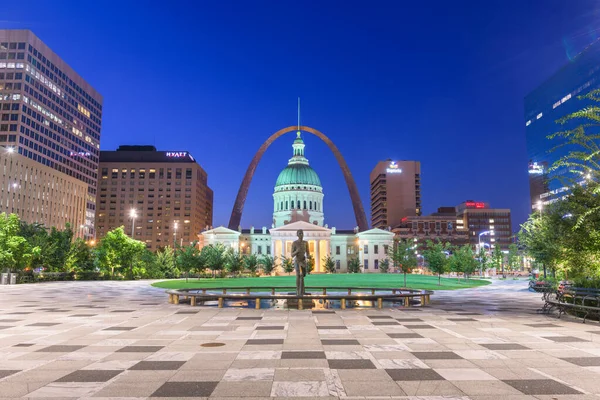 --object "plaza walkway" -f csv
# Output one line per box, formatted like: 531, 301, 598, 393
1, 279, 600, 399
